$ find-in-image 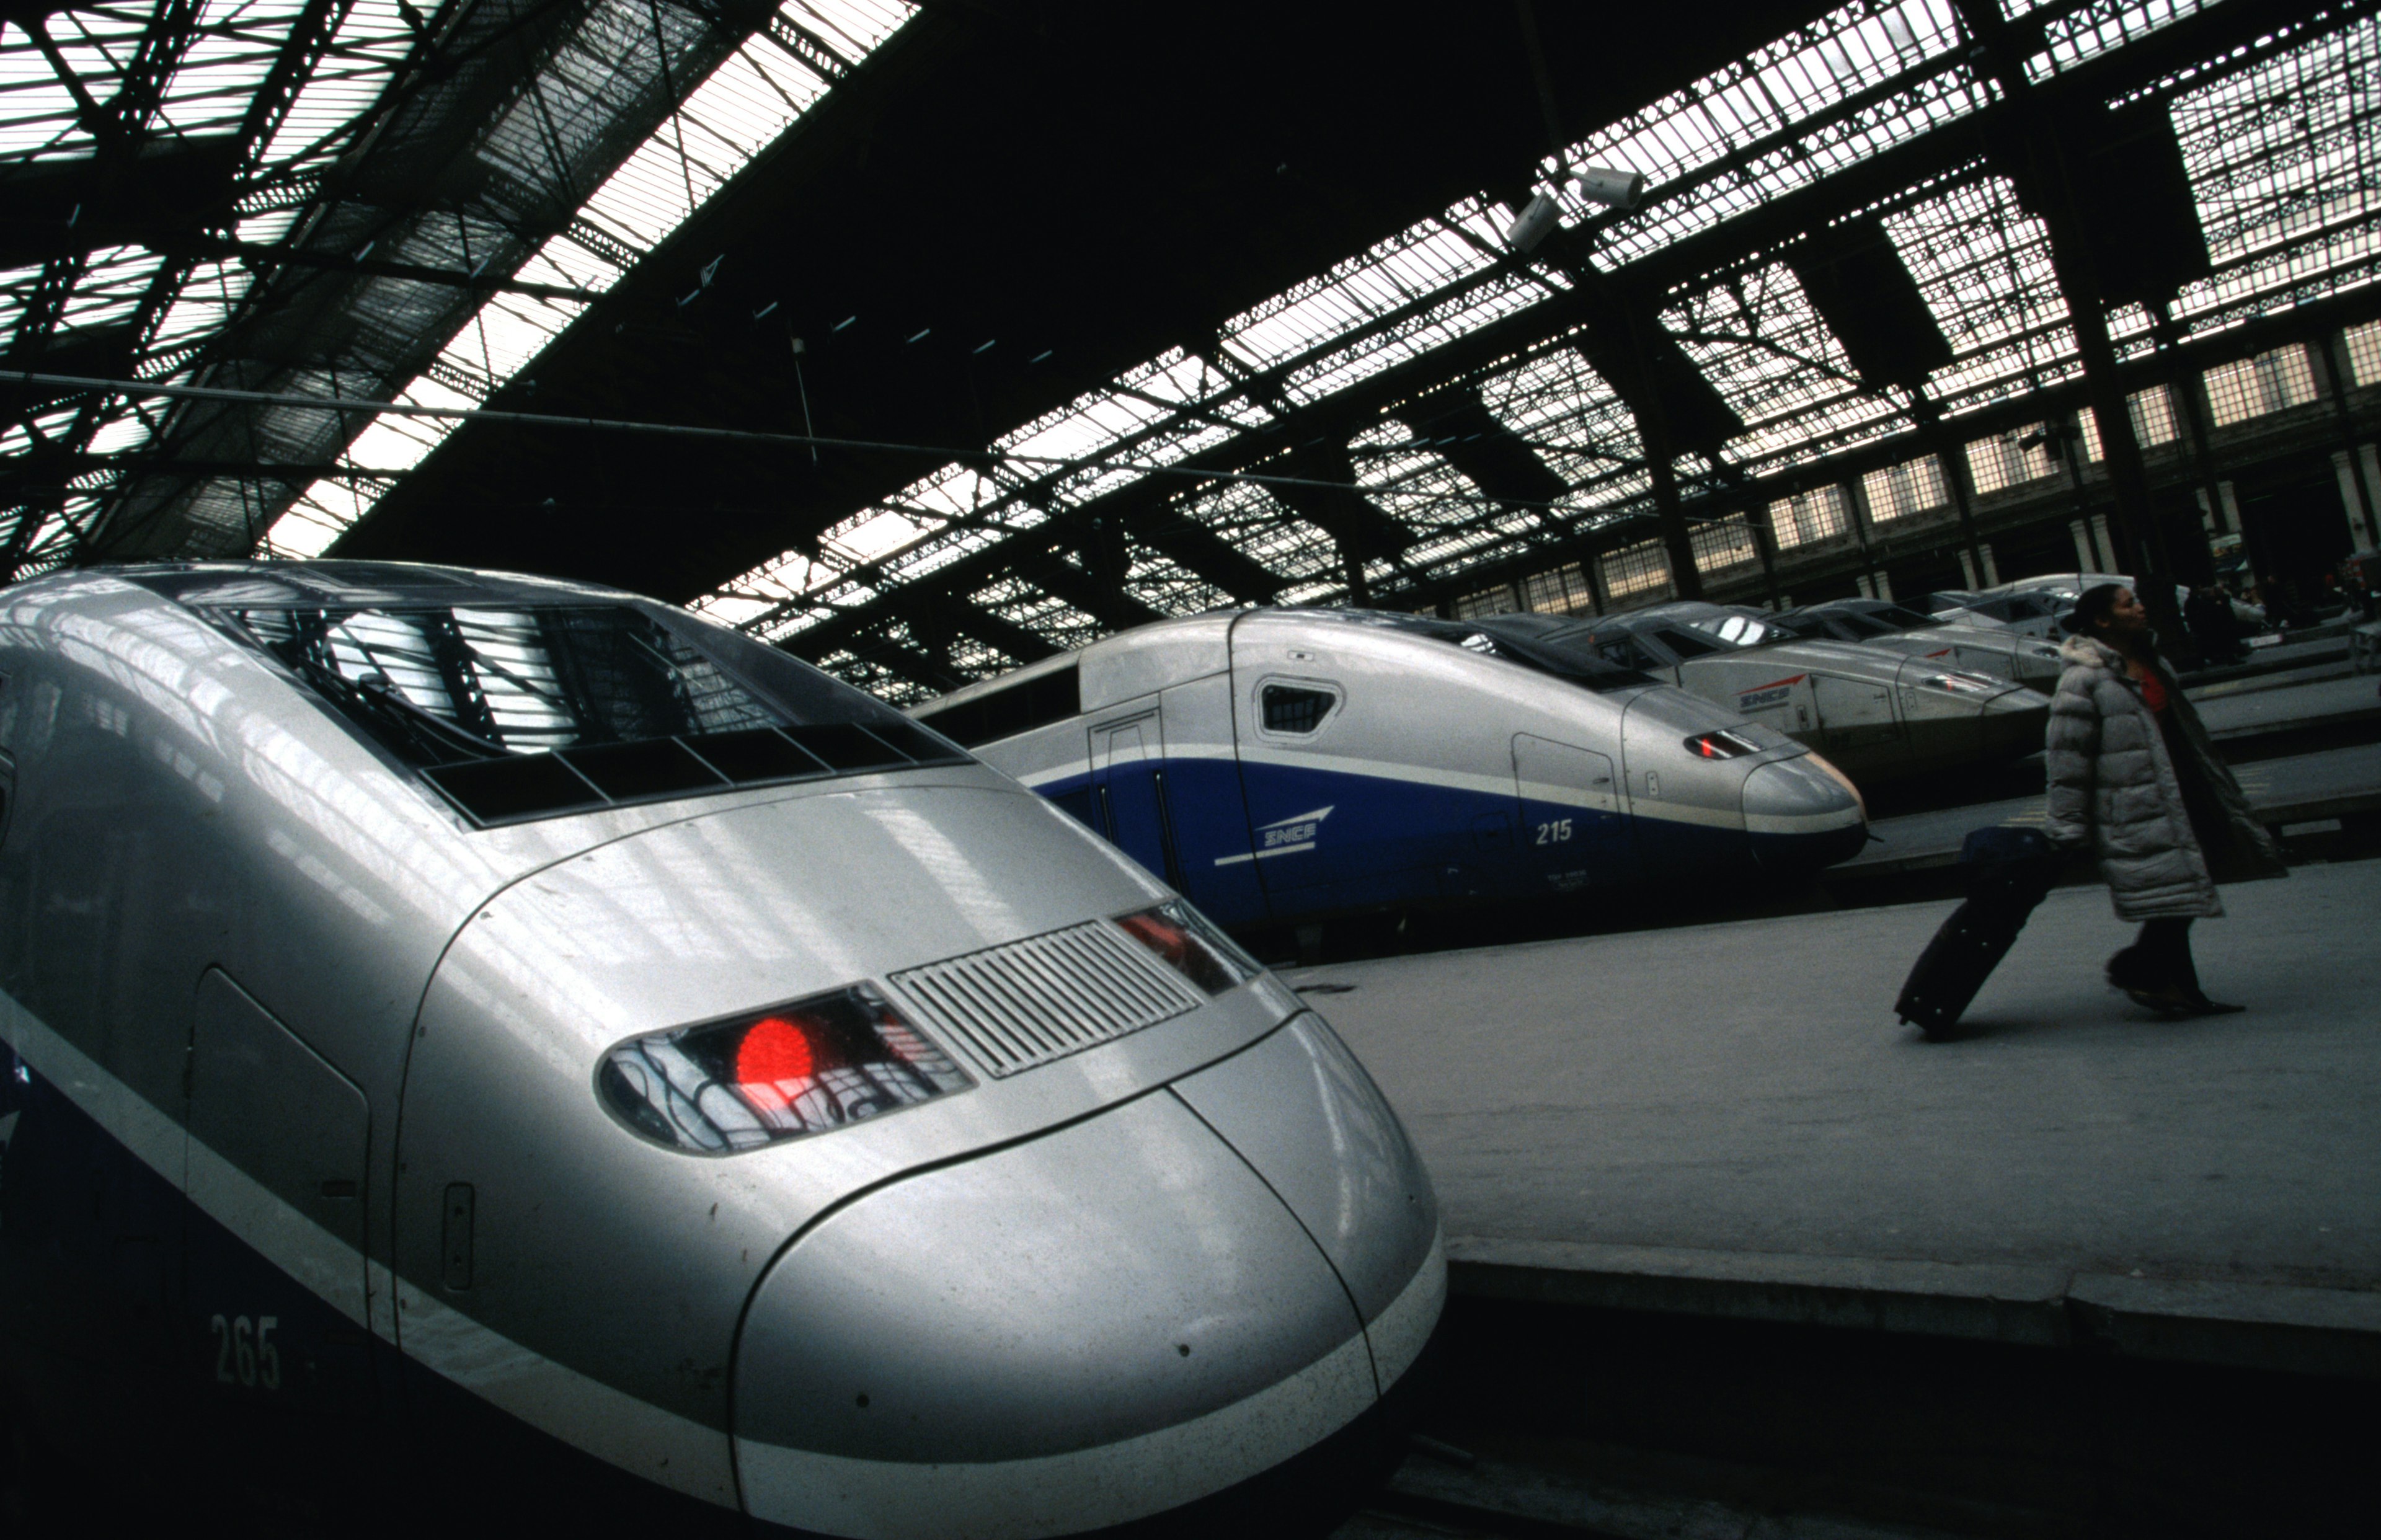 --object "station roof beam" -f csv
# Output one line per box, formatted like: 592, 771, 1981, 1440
1398, 386, 1573, 538
1013, 549, 1171, 633
1112, 502, 1287, 606
943, 595, 1064, 665
1268, 442, 1415, 606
